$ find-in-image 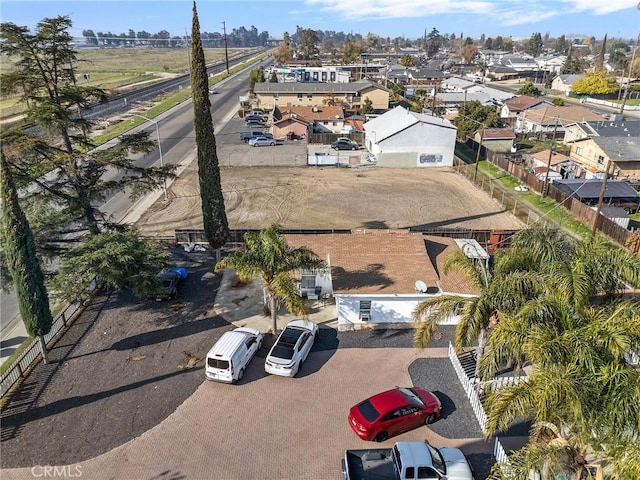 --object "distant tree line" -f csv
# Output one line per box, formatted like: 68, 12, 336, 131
81, 25, 270, 48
